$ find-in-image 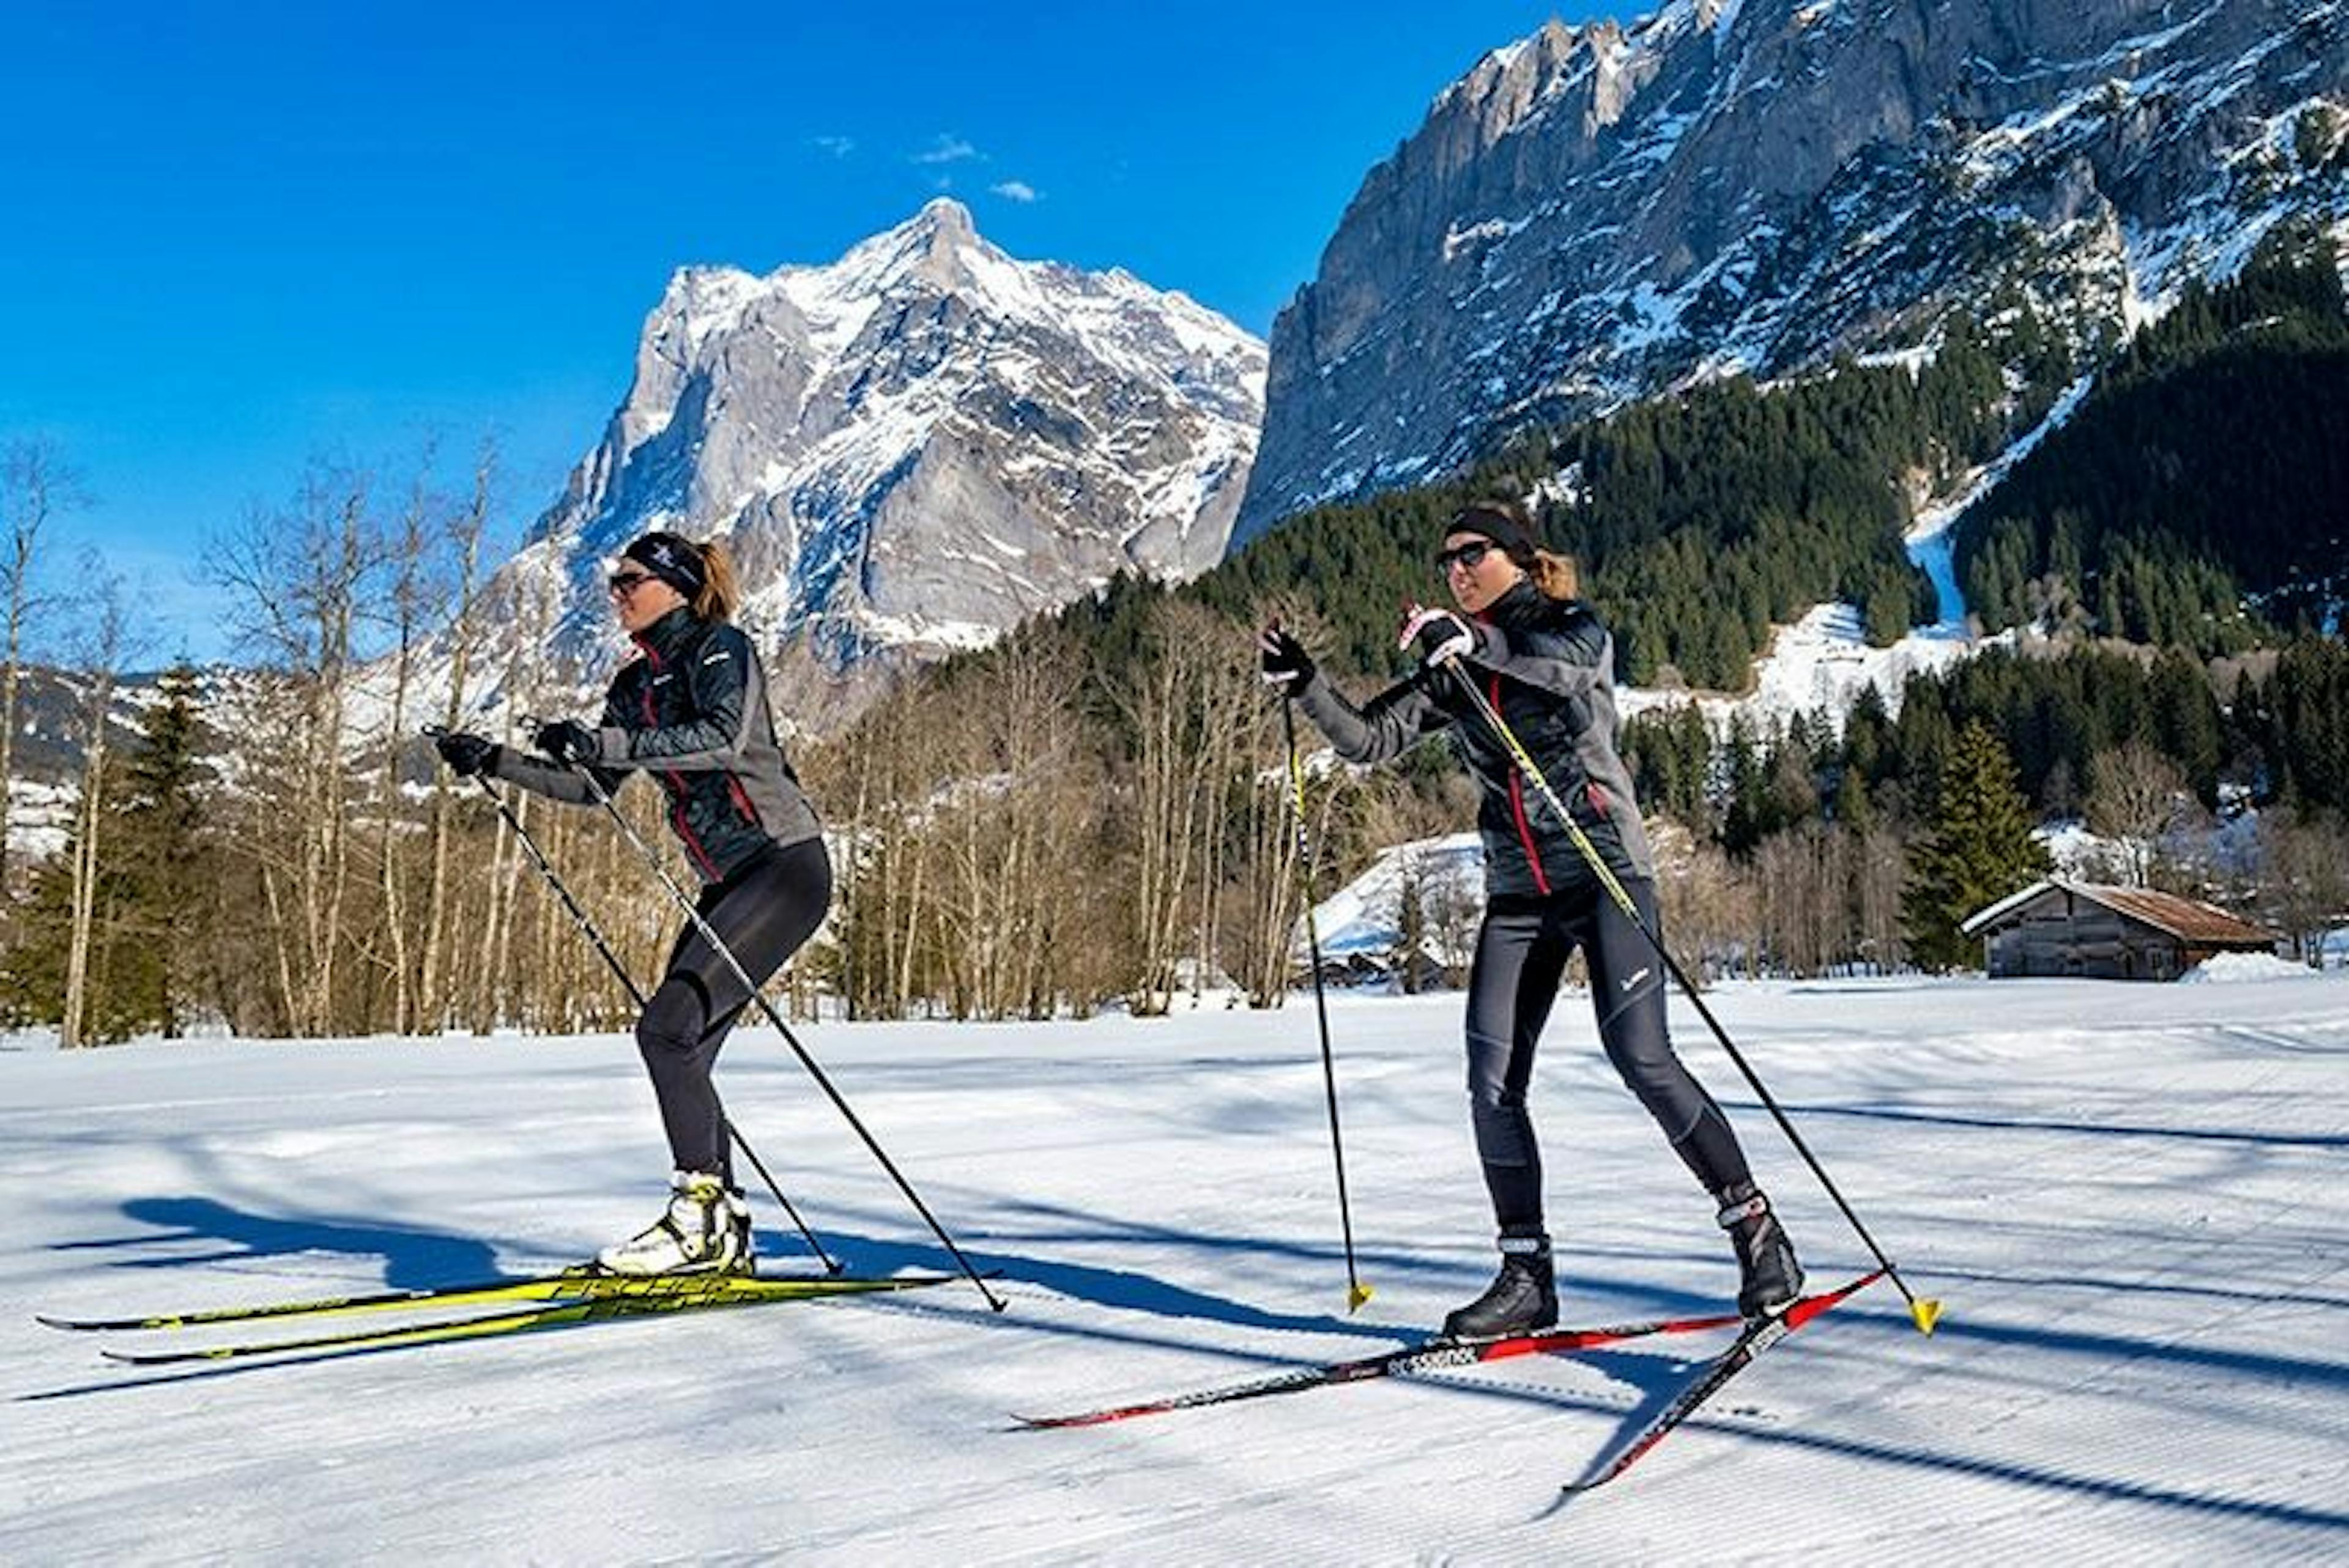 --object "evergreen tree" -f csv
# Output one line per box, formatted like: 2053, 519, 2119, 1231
1625, 704, 1712, 825
1953, 239, 2349, 652
1901, 722, 2052, 971
1720, 714, 1770, 854
1836, 766, 1876, 834
111, 666, 209, 1035
0, 667, 208, 1039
